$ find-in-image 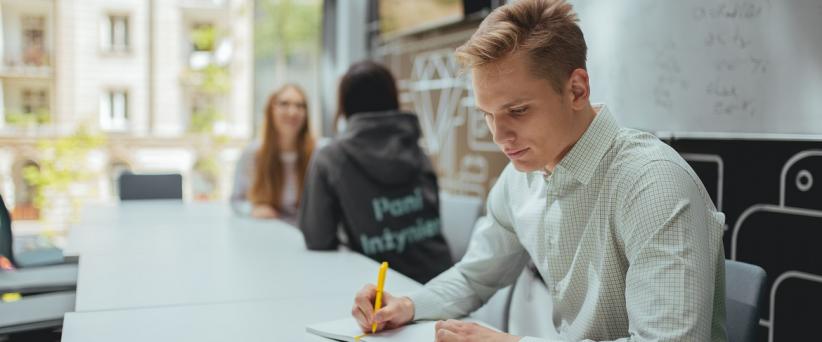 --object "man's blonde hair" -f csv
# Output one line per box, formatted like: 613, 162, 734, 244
455, 0, 587, 93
